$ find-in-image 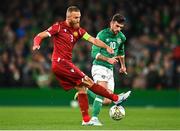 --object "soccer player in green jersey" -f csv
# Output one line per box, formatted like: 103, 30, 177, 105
88, 13, 131, 126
